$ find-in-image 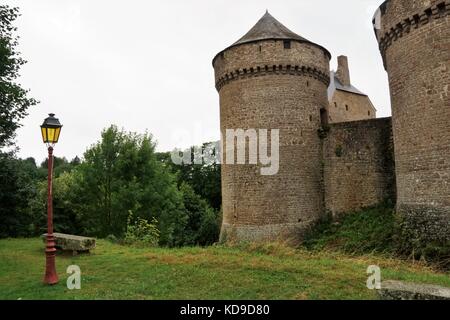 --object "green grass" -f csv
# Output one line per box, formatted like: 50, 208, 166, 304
303, 205, 397, 254
0, 238, 448, 300
303, 204, 449, 269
